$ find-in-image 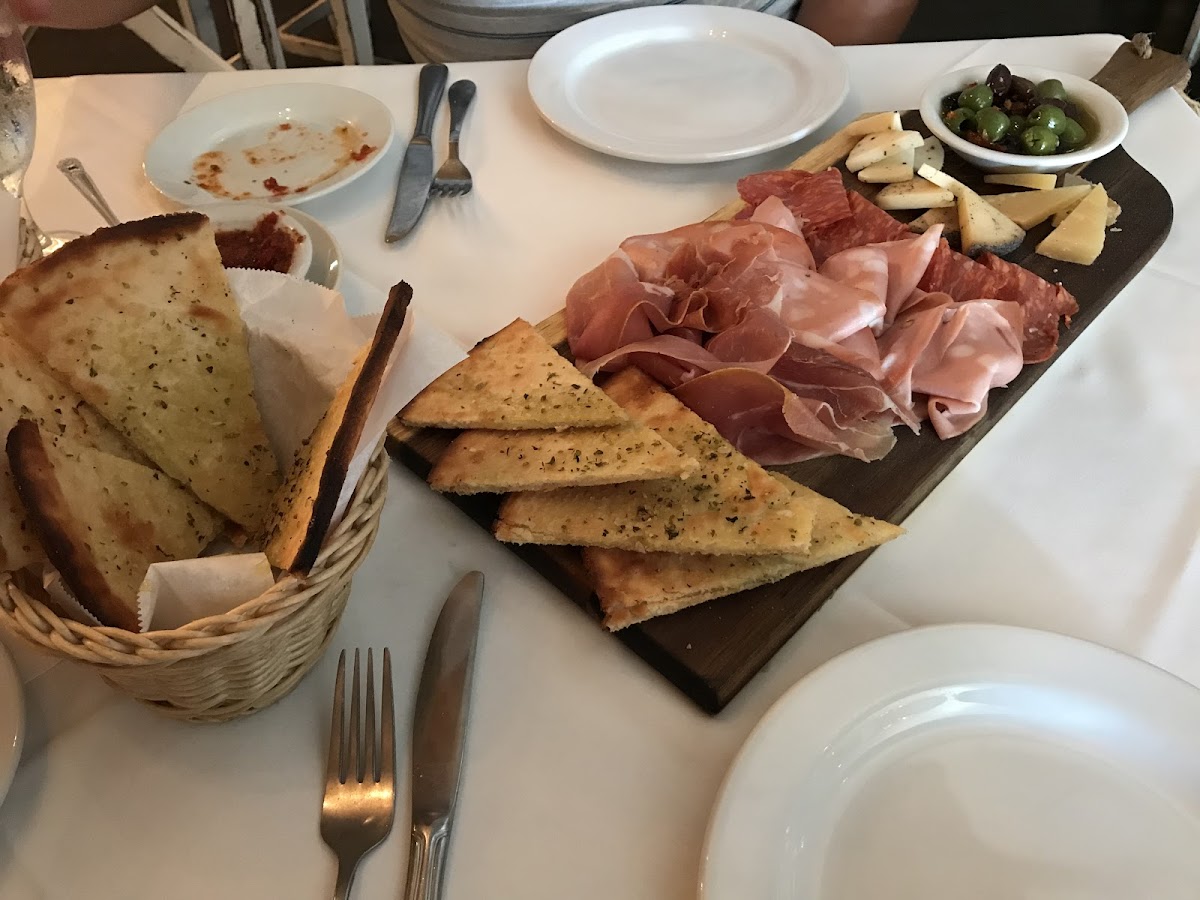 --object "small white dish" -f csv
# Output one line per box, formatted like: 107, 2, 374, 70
0, 642, 24, 809
199, 203, 340, 289
528, 7, 849, 164
920, 66, 1128, 174
701, 624, 1200, 900
146, 84, 394, 206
